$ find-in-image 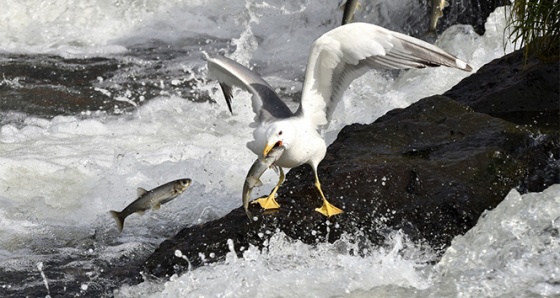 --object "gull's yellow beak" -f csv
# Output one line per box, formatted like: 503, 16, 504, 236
263, 141, 282, 157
